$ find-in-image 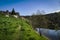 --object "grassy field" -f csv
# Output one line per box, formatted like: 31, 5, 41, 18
0, 13, 48, 40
